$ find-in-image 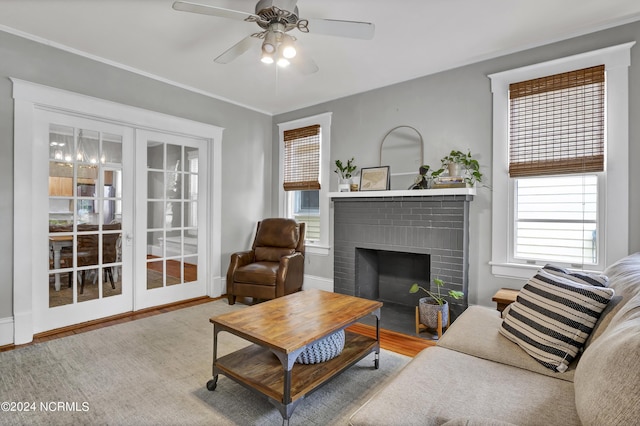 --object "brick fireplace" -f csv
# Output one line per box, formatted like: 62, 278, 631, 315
332, 191, 474, 319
